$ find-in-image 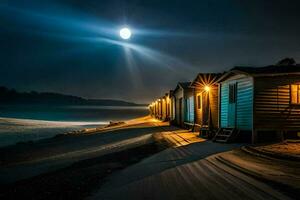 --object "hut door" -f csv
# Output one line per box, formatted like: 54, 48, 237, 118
202, 92, 210, 126
228, 83, 237, 128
